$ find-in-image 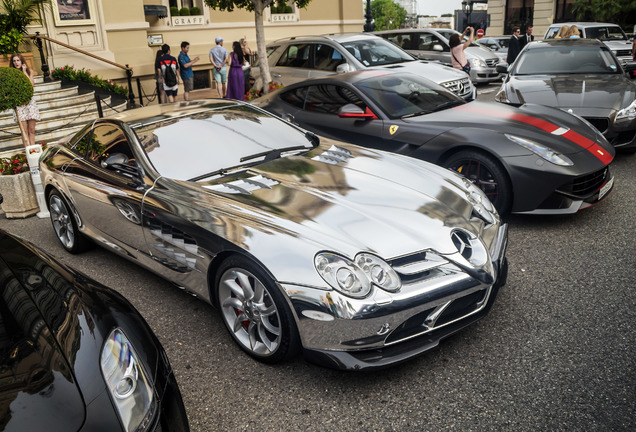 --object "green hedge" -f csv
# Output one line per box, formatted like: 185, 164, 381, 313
51, 65, 128, 96
0, 66, 33, 112
179, 7, 190, 16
